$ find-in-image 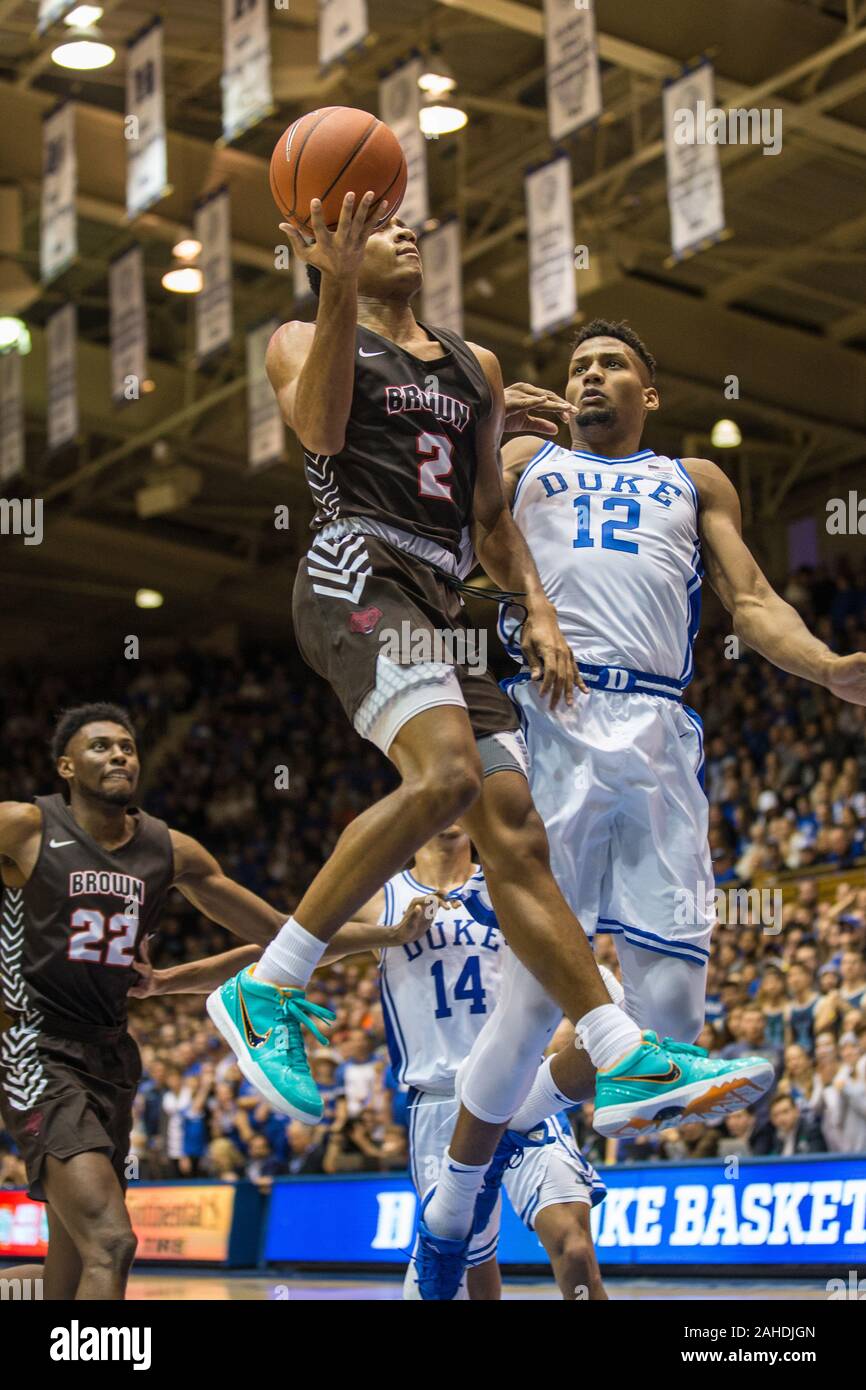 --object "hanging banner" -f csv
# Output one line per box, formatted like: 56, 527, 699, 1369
46, 303, 78, 452
37, 1, 75, 32
526, 156, 576, 338
543, 0, 603, 141
222, 0, 273, 143
379, 58, 427, 230
420, 220, 463, 337
109, 246, 147, 407
126, 19, 168, 219
194, 188, 233, 363
247, 318, 284, 473
0, 352, 24, 484
40, 101, 77, 283
318, 0, 369, 69
664, 62, 726, 260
